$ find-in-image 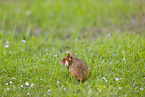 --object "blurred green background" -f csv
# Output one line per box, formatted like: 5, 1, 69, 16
0, 0, 144, 39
